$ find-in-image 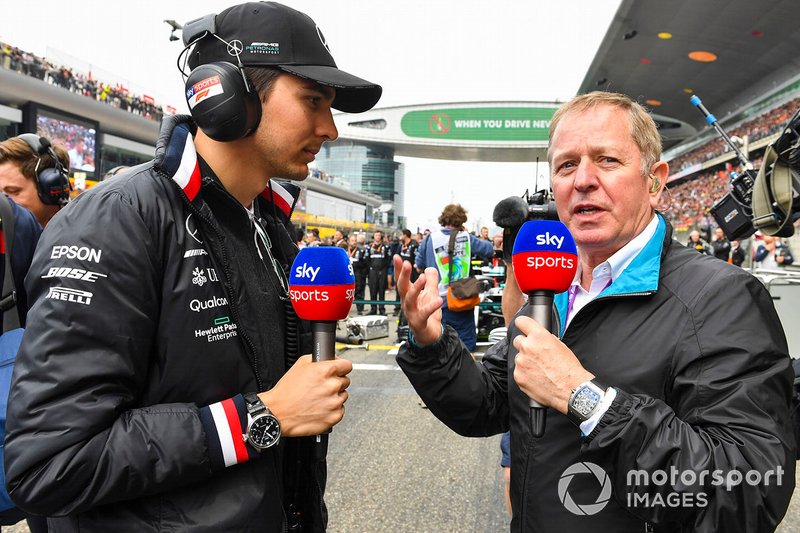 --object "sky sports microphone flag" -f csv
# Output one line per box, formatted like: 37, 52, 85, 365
511, 219, 578, 294
511, 219, 578, 437
289, 247, 355, 323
